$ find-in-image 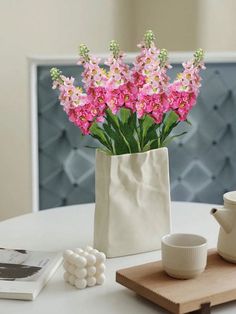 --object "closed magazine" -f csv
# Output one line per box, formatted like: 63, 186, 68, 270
0, 248, 62, 300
